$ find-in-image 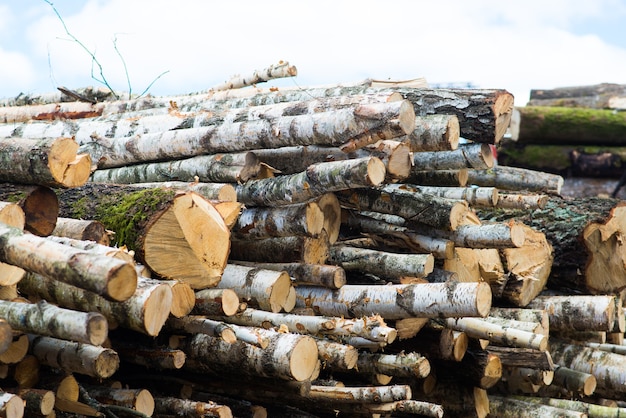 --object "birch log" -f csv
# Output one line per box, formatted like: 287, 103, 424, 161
0, 184, 59, 236
328, 245, 434, 280
336, 185, 469, 231
294, 282, 492, 319
182, 331, 318, 382
192, 288, 240, 316
356, 351, 431, 379
153, 396, 233, 418
0, 137, 91, 187
0, 202, 26, 287
229, 232, 330, 265
16, 388, 54, 417
0, 392, 23, 418
57, 185, 230, 289
19, 273, 173, 336
0, 299, 107, 346
90, 151, 263, 184
413, 143, 495, 170
402, 114, 460, 151
527, 295, 617, 332
232, 261, 347, 289
407, 168, 469, 186
467, 165, 564, 194
128, 181, 237, 202
488, 396, 586, 418
215, 264, 292, 313
28, 335, 119, 379
236, 156, 386, 206
552, 366, 597, 396
232, 201, 324, 240
212, 61, 297, 91
0, 222, 137, 302
52, 217, 110, 245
